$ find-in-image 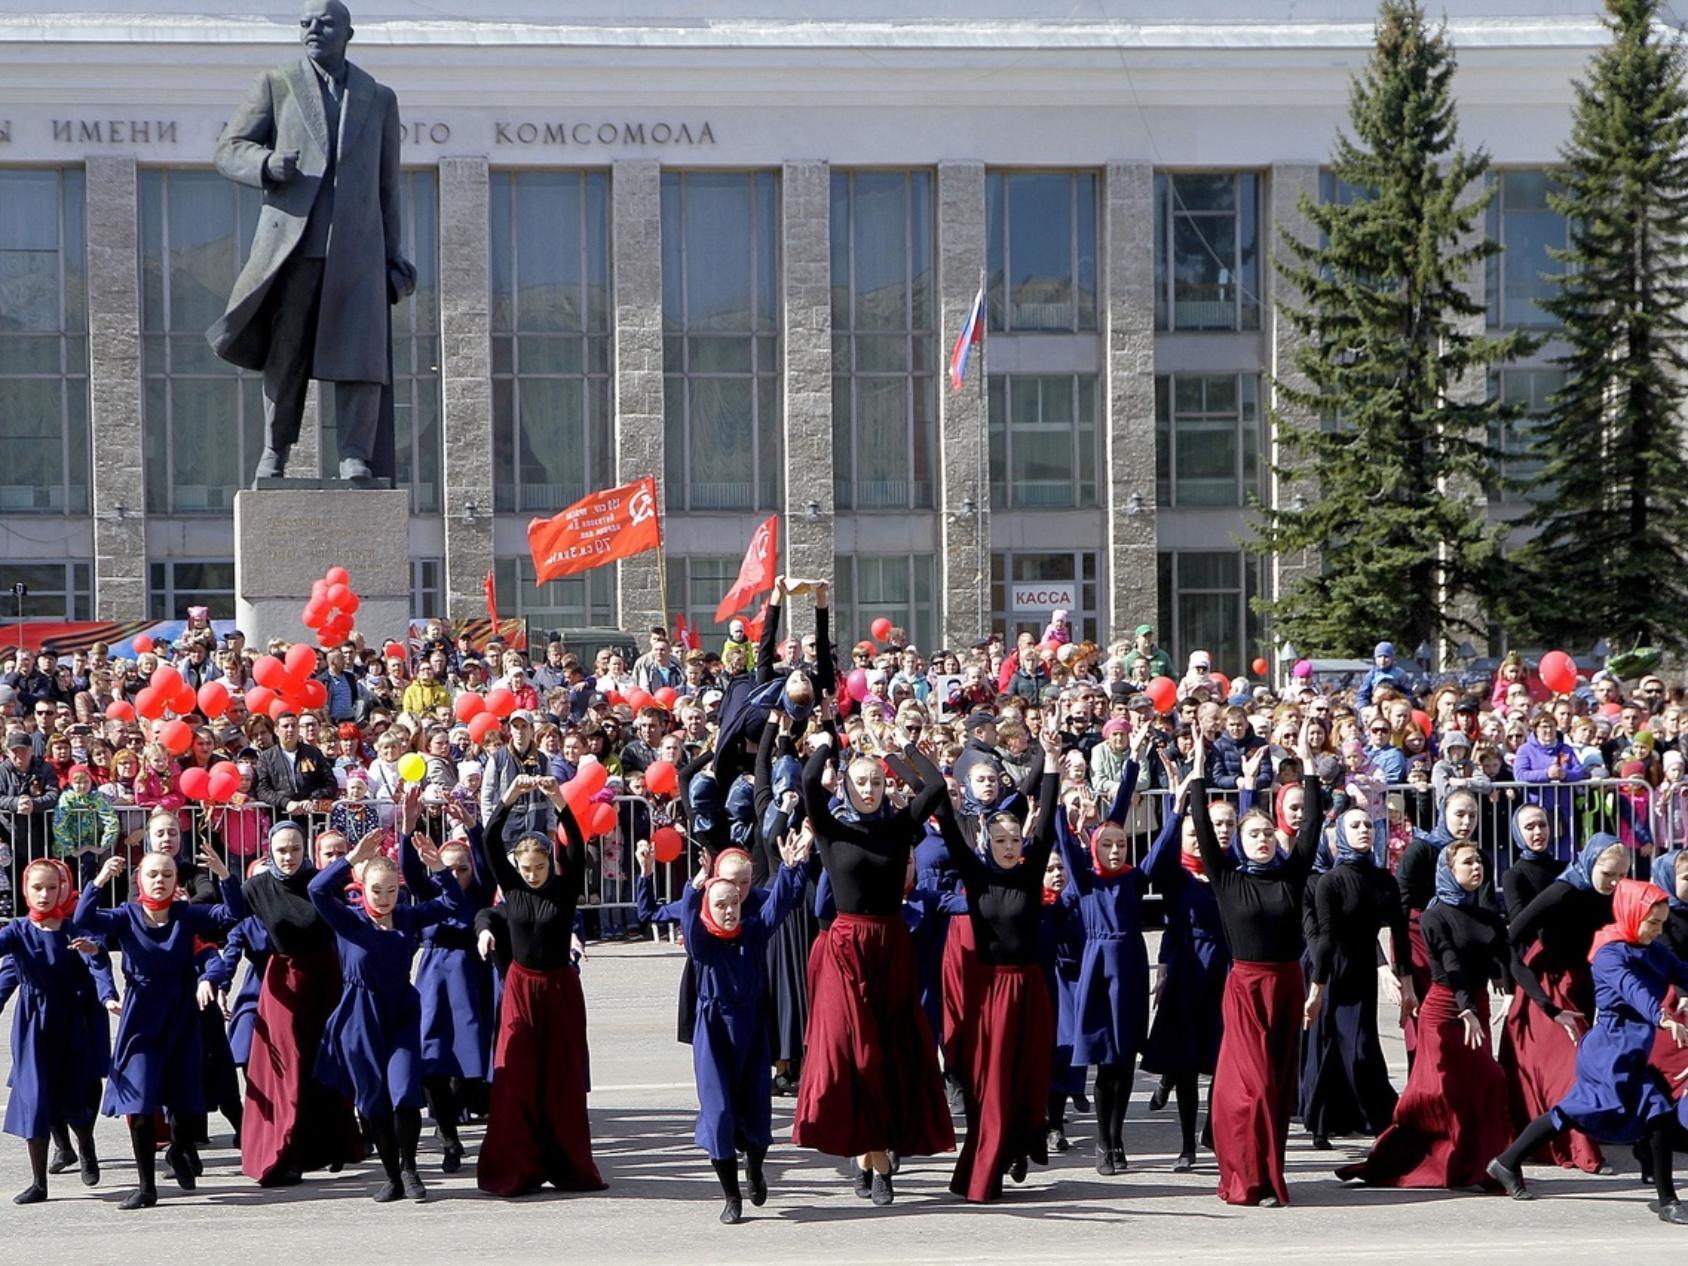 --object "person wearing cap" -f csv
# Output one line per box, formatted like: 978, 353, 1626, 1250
1355, 642, 1414, 710
0, 729, 59, 890
1122, 624, 1173, 682
1430, 728, 1483, 803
